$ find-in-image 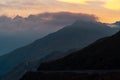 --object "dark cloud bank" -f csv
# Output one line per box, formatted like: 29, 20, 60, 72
0, 12, 97, 35
0, 12, 117, 55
